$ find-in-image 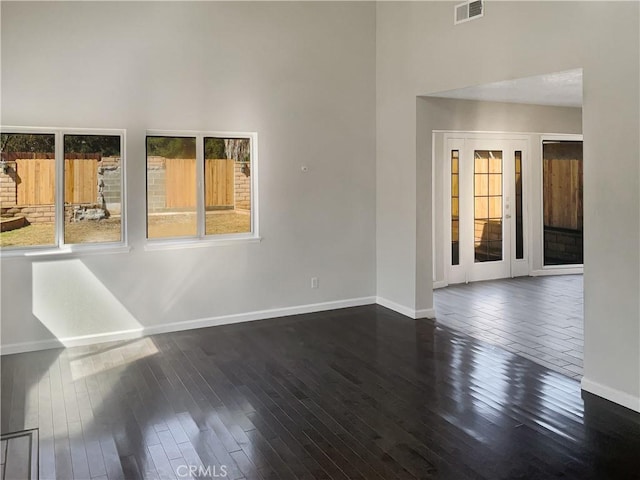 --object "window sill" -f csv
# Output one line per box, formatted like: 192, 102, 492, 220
144, 235, 262, 251
0, 244, 132, 259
